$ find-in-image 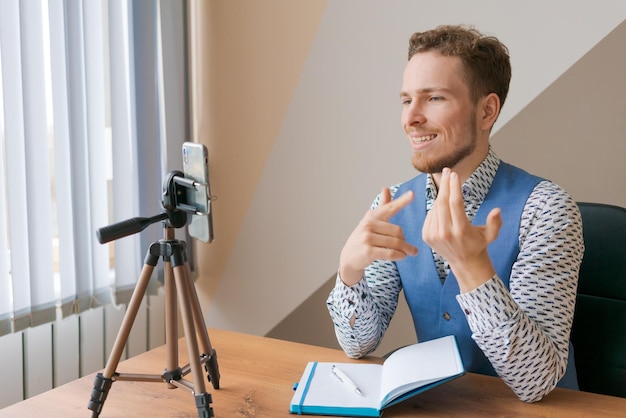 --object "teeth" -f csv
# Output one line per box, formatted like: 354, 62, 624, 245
412, 134, 436, 144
